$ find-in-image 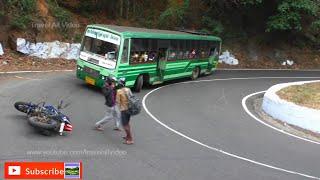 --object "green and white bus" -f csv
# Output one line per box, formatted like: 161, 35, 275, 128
77, 24, 221, 92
